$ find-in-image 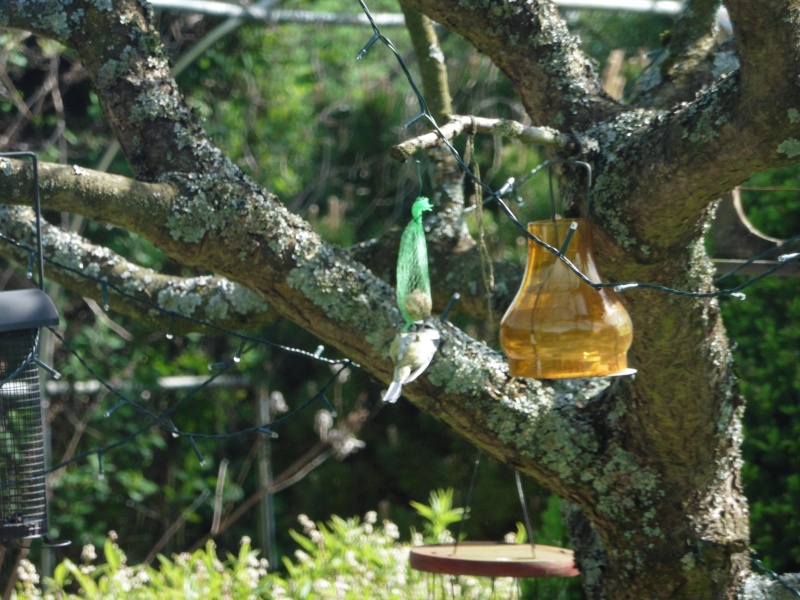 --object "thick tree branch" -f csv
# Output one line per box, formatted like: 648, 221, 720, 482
726, 0, 800, 114
626, 0, 732, 108
400, 0, 622, 128
399, 4, 451, 122
668, 0, 722, 52
0, 205, 273, 331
